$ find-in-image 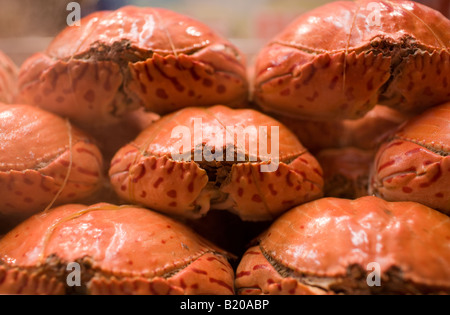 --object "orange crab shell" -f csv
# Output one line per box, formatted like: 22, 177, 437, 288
236, 196, 450, 295
278, 105, 409, 153
0, 51, 17, 104
109, 105, 324, 222
0, 104, 103, 230
17, 6, 248, 128
370, 102, 450, 215
0, 203, 235, 295
254, 0, 450, 121
317, 147, 374, 198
